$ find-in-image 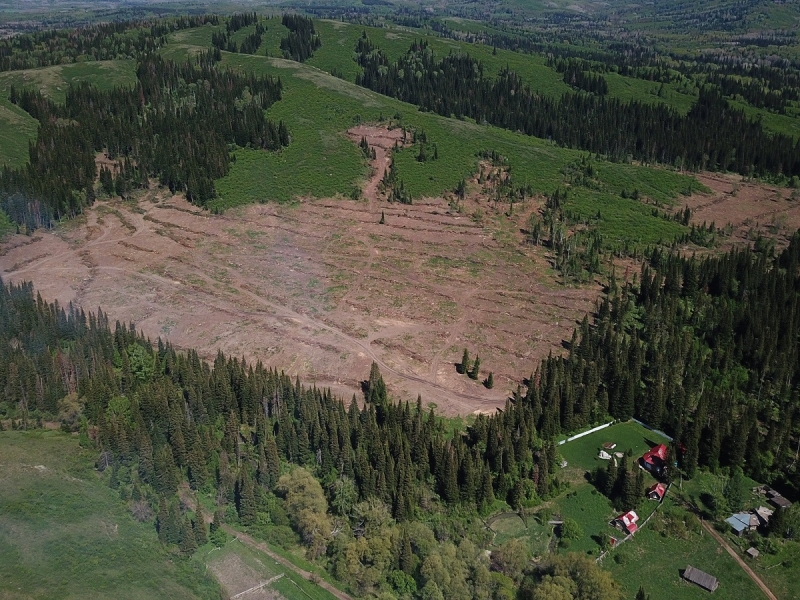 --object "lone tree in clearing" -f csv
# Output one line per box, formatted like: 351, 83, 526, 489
484, 372, 494, 389
469, 355, 481, 380
458, 348, 471, 374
